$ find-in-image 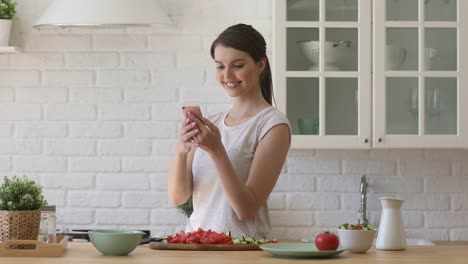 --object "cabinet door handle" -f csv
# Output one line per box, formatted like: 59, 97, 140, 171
364, 138, 368, 143
378, 137, 383, 143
